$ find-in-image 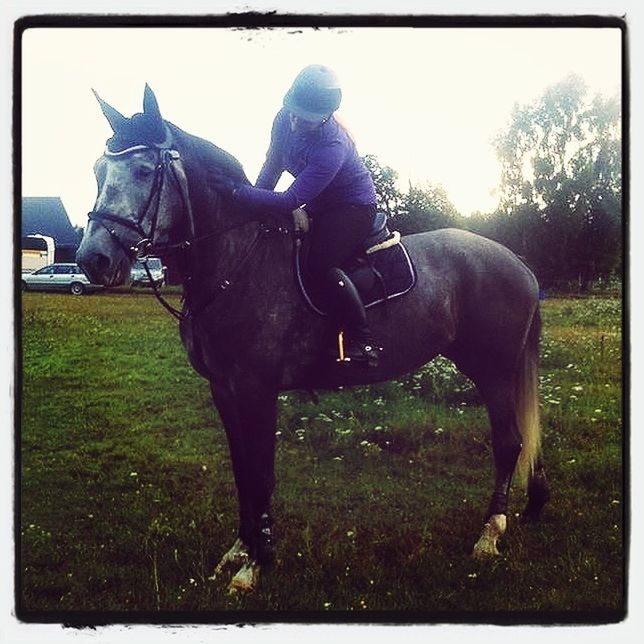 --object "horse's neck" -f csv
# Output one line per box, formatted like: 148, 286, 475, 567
179, 154, 247, 272
184, 218, 294, 325
176, 133, 293, 310
200, 218, 259, 275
